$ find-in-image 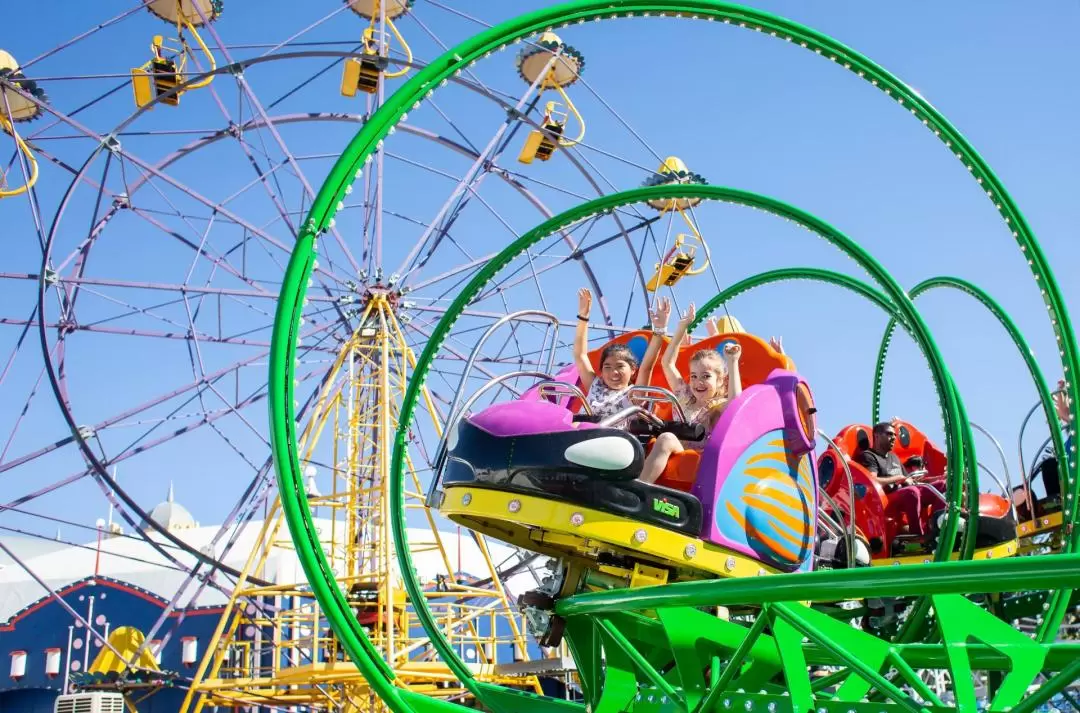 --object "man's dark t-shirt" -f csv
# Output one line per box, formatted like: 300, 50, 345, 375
857, 449, 904, 492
